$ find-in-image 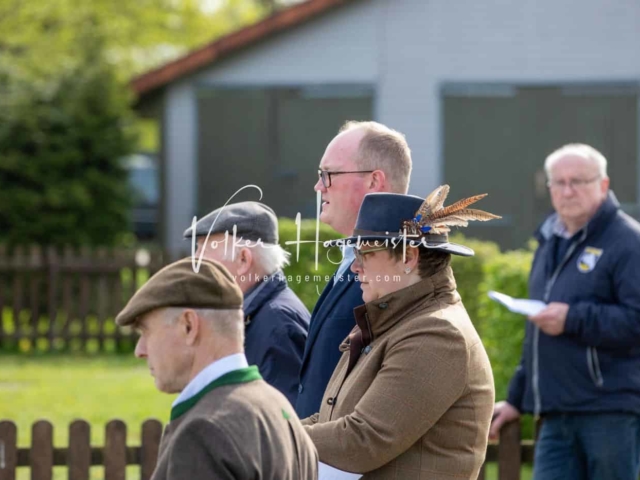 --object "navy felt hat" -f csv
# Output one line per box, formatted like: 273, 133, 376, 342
325, 190, 498, 257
